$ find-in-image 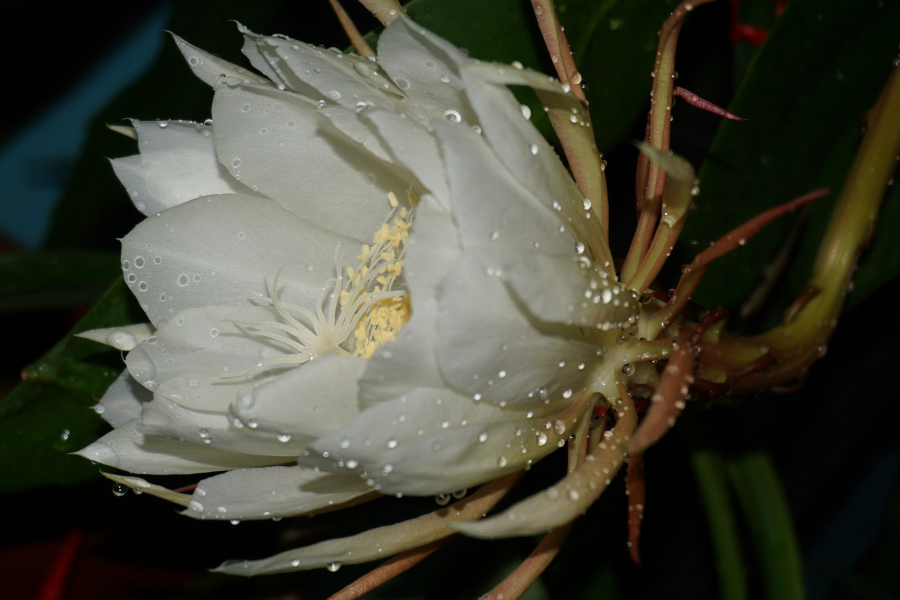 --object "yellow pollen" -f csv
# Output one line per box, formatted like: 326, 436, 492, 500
340, 196, 414, 359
